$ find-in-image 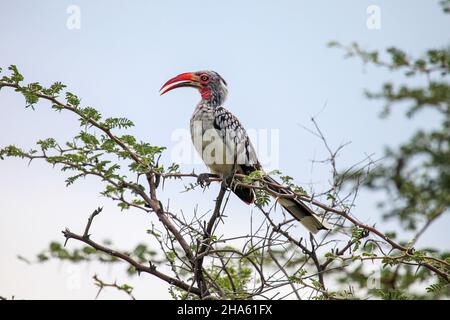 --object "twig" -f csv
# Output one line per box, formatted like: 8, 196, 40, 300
62, 209, 202, 296
93, 274, 136, 300
83, 207, 102, 238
